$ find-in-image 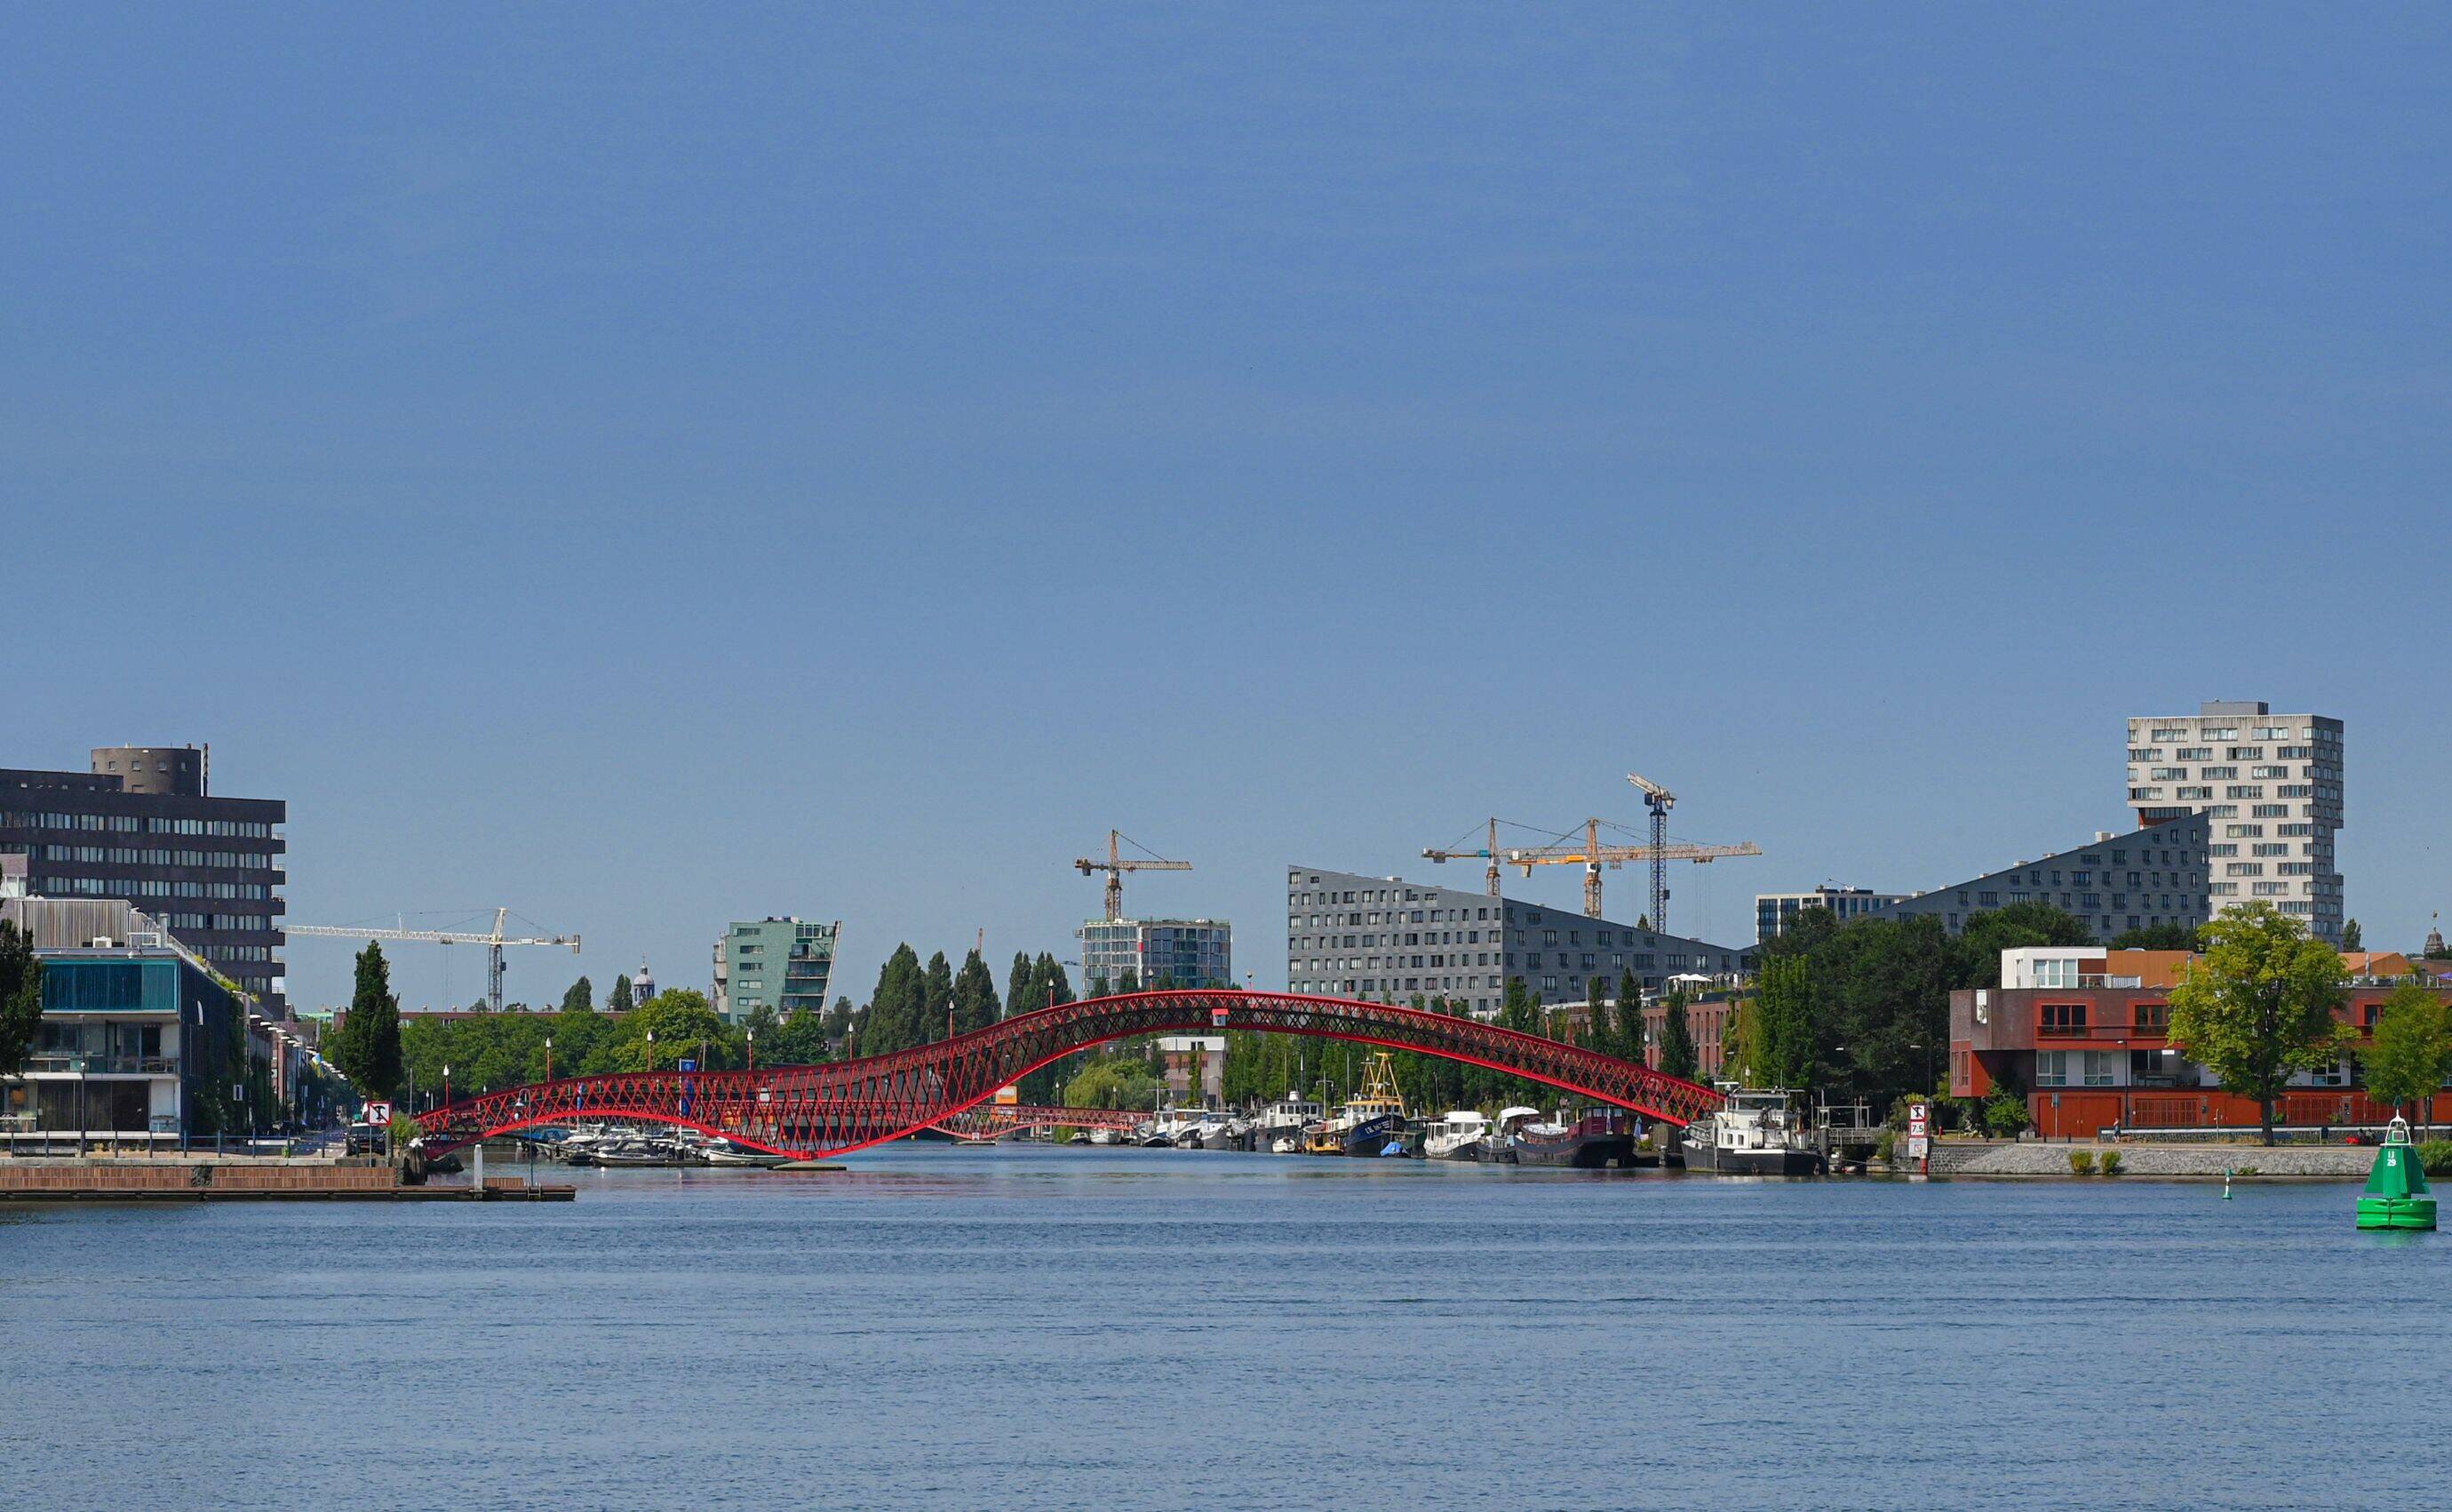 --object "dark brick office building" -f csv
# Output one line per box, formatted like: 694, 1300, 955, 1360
0, 746, 287, 1013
